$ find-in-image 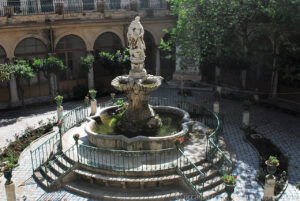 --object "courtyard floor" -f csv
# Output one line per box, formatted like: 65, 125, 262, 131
0, 86, 299, 201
